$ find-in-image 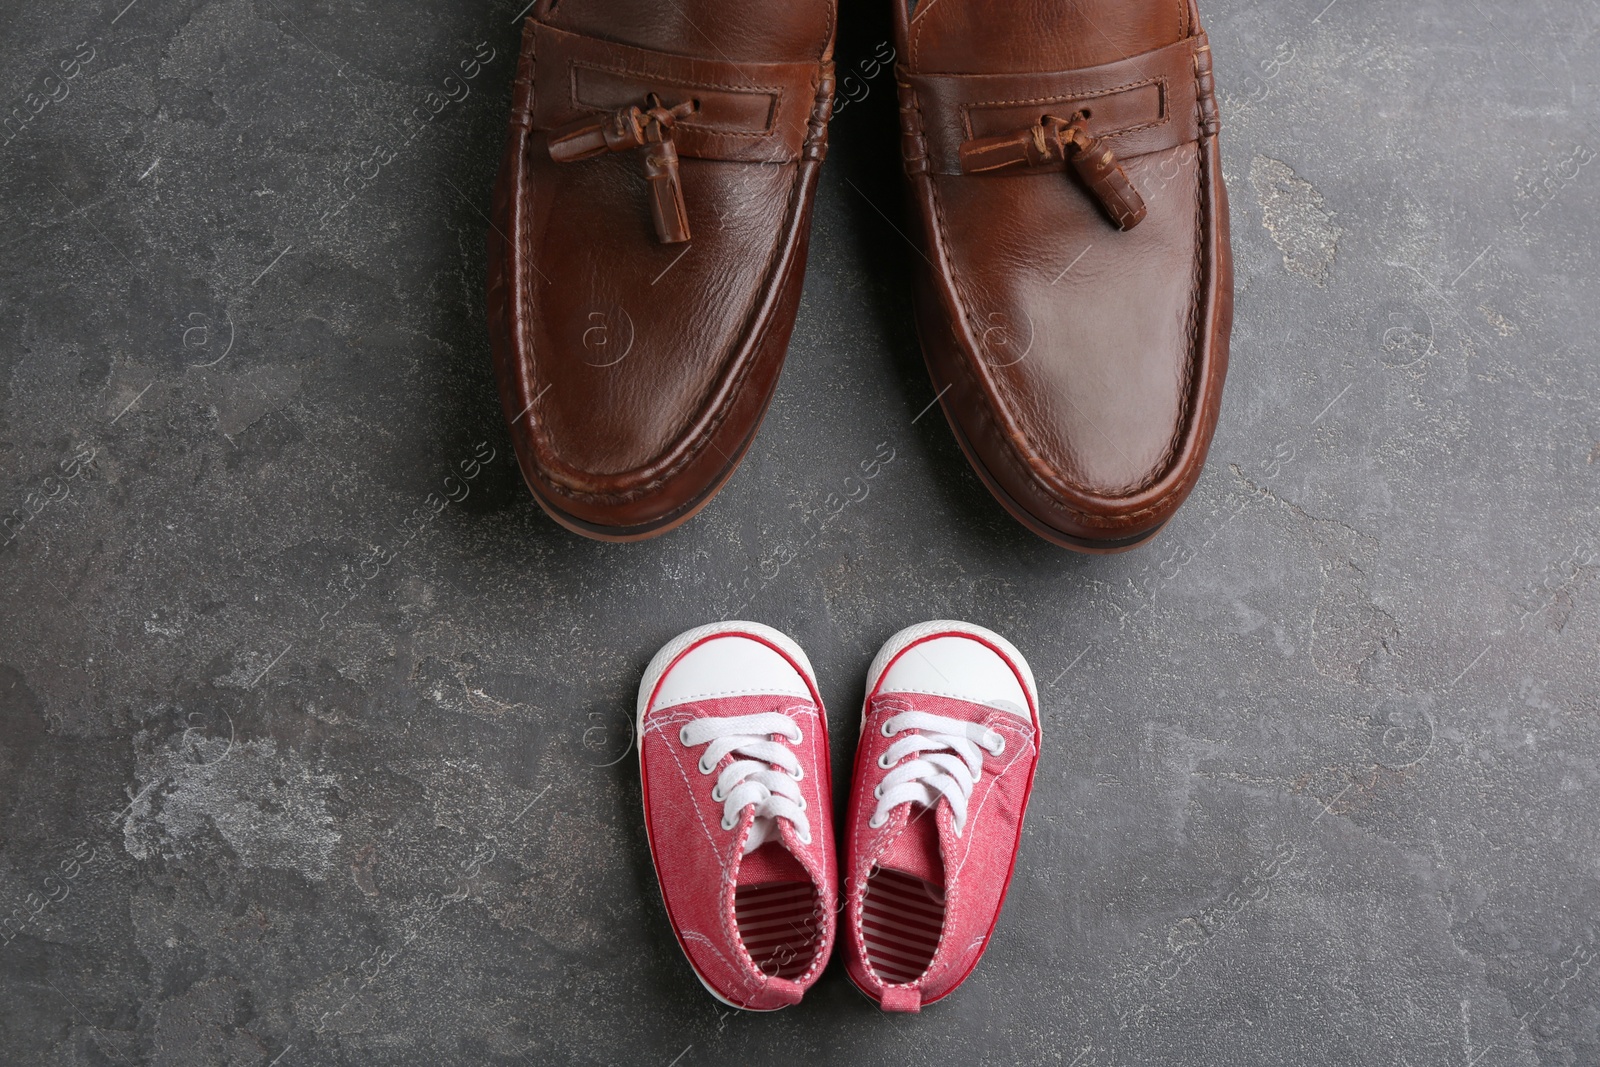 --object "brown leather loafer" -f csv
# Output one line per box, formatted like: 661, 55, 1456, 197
488, 1, 836, 541
895, 0, 1233, 552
